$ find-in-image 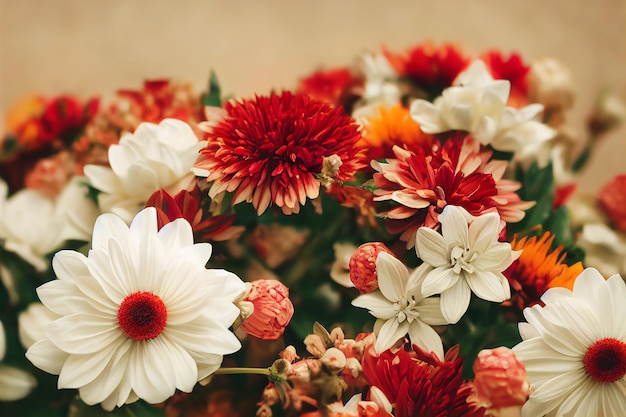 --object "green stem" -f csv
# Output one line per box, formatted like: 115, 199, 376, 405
214, 367, 271, 376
